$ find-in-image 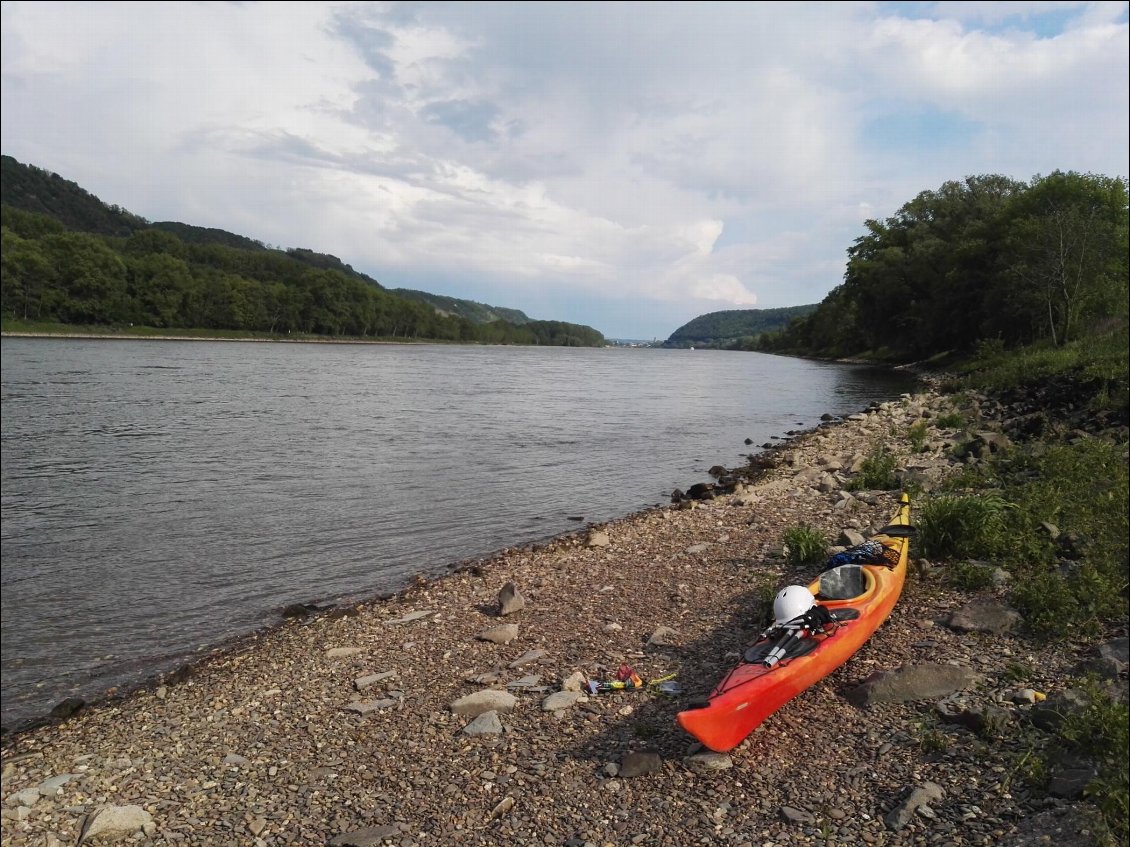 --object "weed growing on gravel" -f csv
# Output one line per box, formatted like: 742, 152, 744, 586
913, 722, 949, 754
954, 438, 1129, 639
847, 447, 899, 491
1056, 677, 1130, 845
934, 411, 965, 429
781, 525, 828, 567
908, 419, 929, 452
946, 558, 996, 591
1002, 661, 1032, 683
752, 582, 778, 629
917, 493, 1014, 560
